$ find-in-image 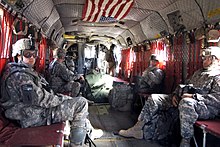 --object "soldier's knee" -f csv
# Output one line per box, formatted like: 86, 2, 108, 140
78, 96, 88, 105
179, 98, 195, 107
73, 81, 81, 87
69, 81, 79, 85
179, 98, 197, 116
